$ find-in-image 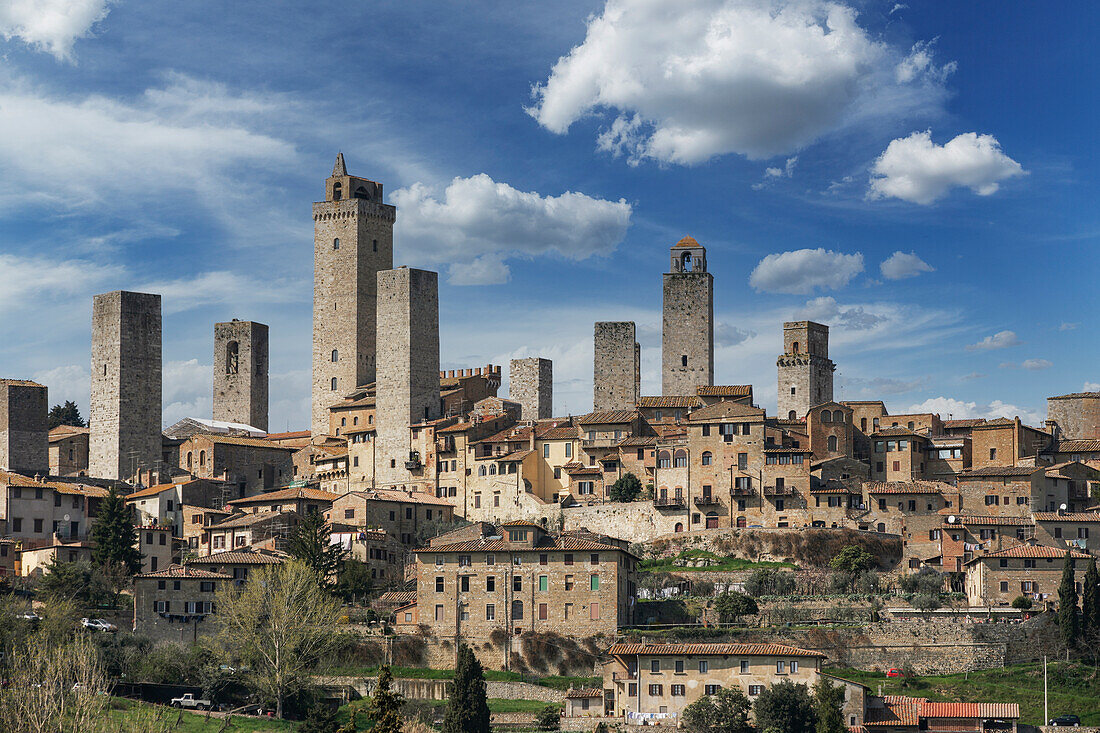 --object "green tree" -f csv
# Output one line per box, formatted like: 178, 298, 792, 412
1057, 551, 1080, 649
753, 680, 815, 733
681, 687, 752, 733
334, 559, 374, 603
213, 559, 343, 718
367, 666, 406, 733
744, 569, 796, 598
47, 401, 85, 430
609, 473, 643, 503
829, 545, 874, 573
1011, 595, 1033, 611
1082, 558, 1100, 635
535, 704, 561, 731
36, 559, 114, 607
812, 678, 846, 733
288, 511, 347, 588
297, 705, 341, 733
90, 488, 142, 575
714, 592, 758, 623
442, 644, 490, 733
